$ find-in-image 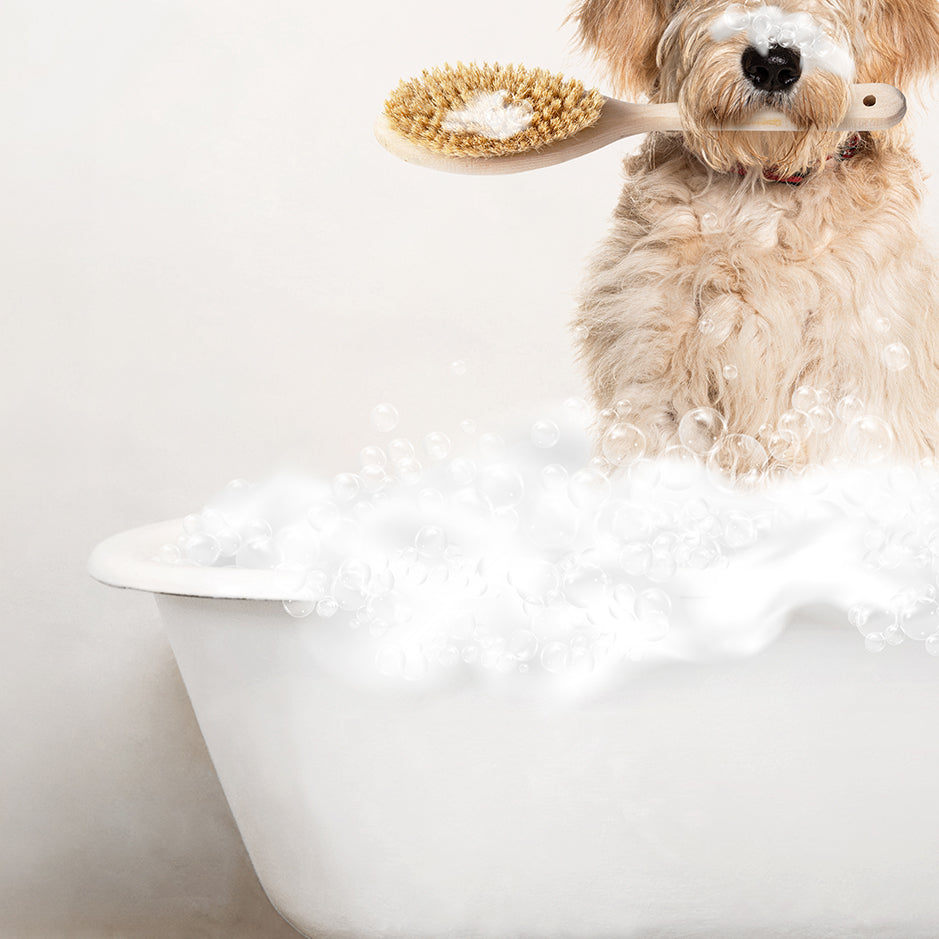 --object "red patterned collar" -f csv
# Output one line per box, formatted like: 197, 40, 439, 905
735, 134, 862, 185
